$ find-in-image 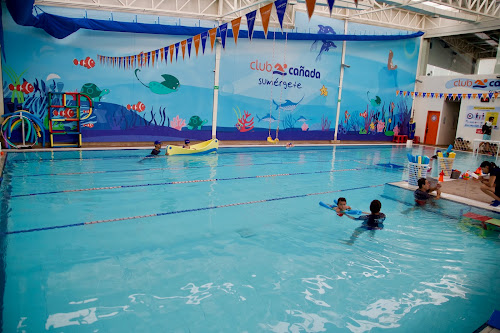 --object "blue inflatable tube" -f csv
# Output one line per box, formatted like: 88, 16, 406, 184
319, 201, 363, 215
